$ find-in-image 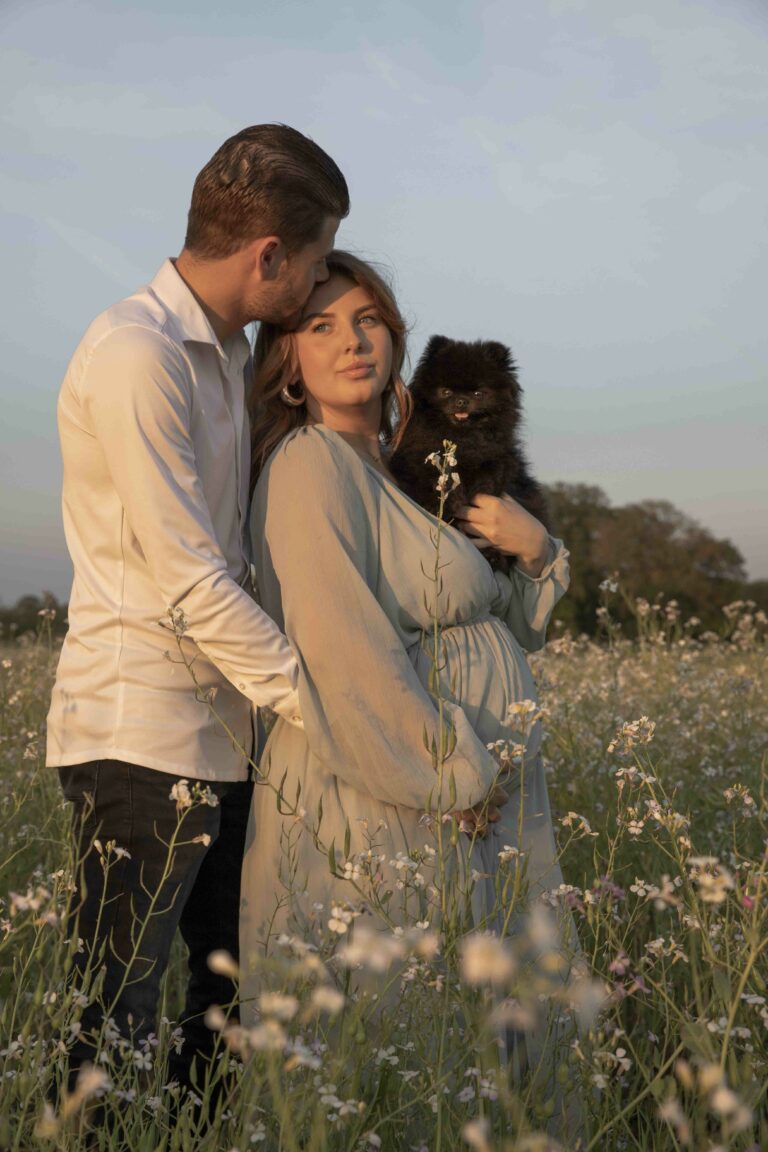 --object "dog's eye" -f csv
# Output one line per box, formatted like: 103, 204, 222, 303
440, 389, 453, 398
473, 390, 484, 398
